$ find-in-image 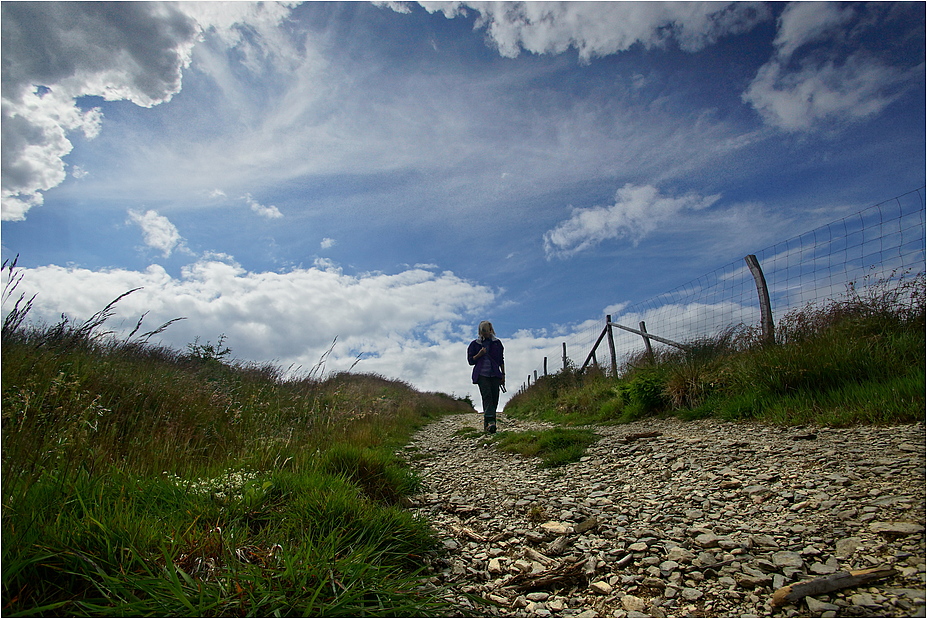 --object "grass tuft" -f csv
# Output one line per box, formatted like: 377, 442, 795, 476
493, 427, 600, 467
